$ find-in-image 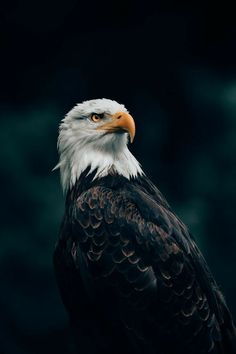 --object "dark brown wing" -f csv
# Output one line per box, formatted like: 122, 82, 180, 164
54, 213, 134, 354
53, 216, 102, 354
70, 185, 236, 354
